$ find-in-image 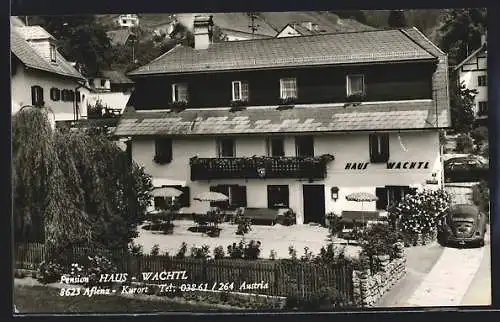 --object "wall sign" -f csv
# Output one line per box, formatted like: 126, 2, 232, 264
345, 161, 430, 170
